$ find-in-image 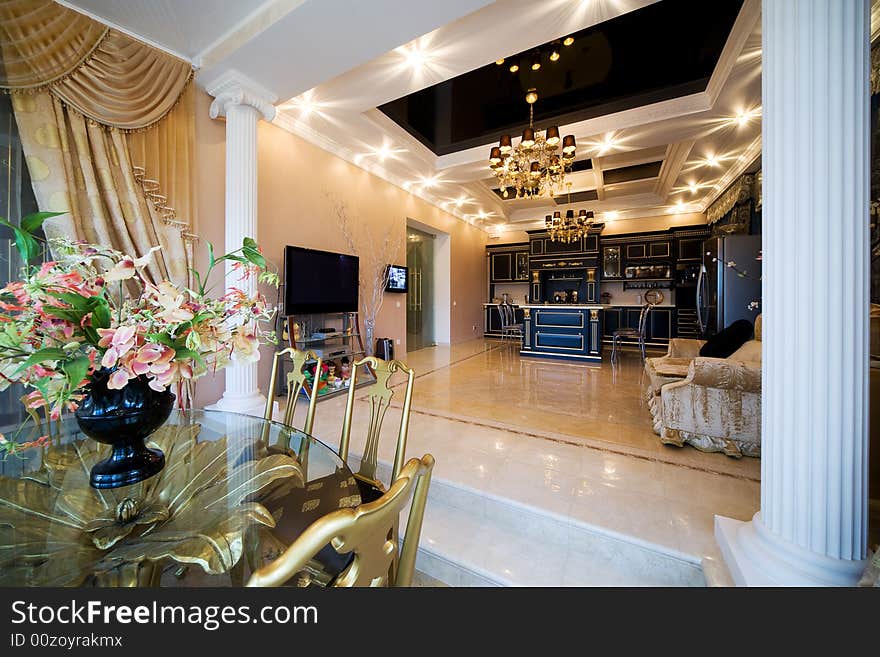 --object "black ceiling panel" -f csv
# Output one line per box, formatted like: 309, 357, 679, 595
379, 0, 743, 156
602, 161, 663, 185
